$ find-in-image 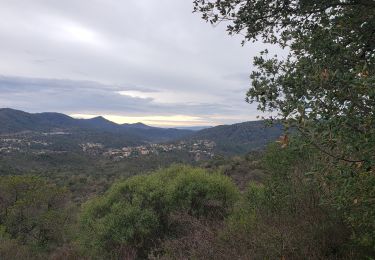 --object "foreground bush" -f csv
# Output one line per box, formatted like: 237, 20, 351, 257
215, 140, 367, 259
78, 165, 239, 258
153, 140, 365, 259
